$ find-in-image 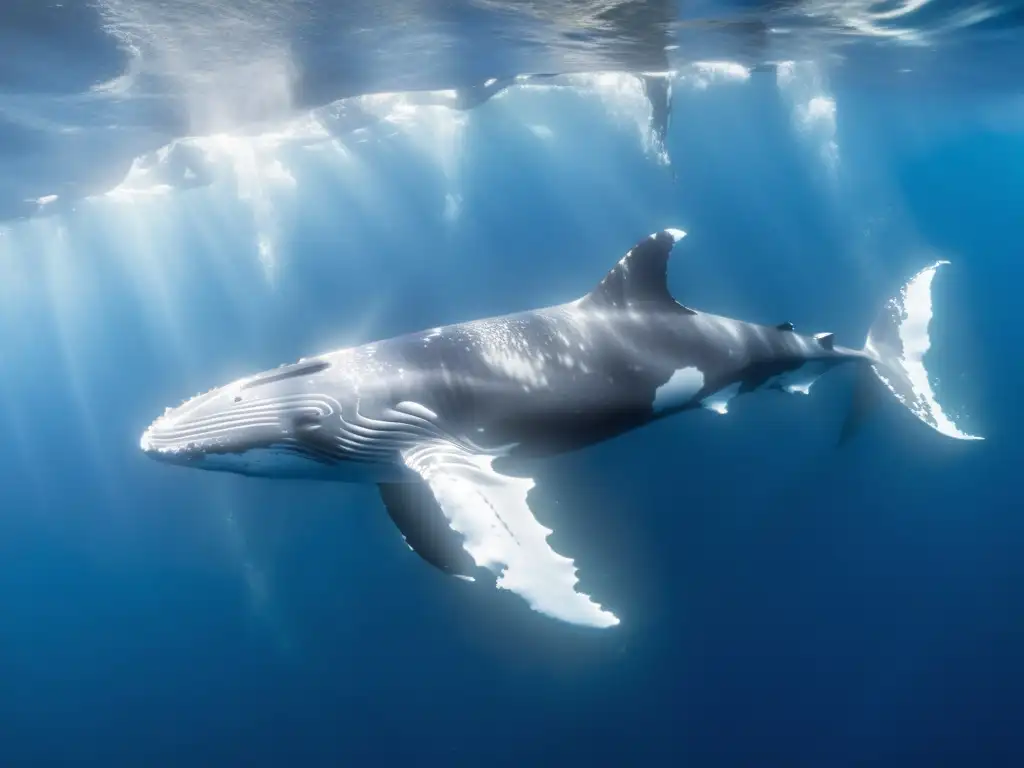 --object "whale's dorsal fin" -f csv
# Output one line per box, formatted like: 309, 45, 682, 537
582, 228, 696, 314
814, 332, 835, 351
